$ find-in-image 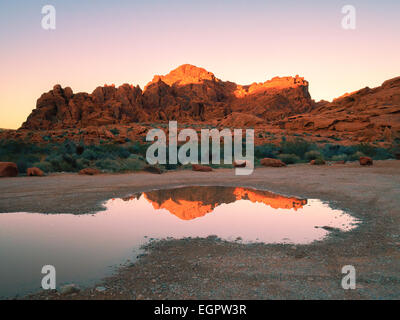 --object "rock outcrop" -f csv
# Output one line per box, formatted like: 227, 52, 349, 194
260, 158, 286, 167
79, 168, 101, 175
359, 156, 373, 166
0, 162, 18, 177
280, 76, 400, 143
27, 167, 44, 176
11, 65, 399, 146
21, 64, 314, 130
192, 164, 213, 172
141, 186, 307, 220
